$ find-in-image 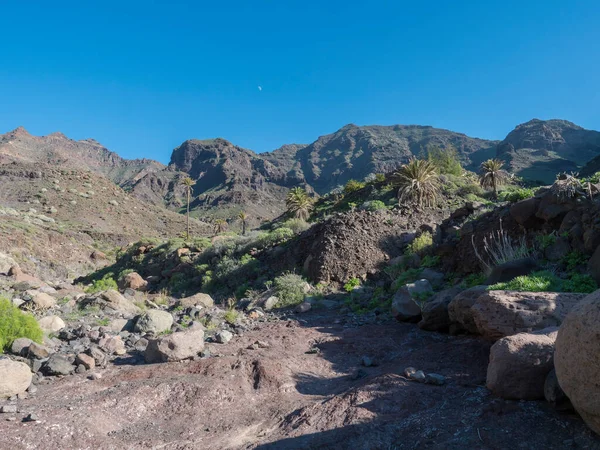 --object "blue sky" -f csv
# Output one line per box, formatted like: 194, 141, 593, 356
0, 1, 598, 163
